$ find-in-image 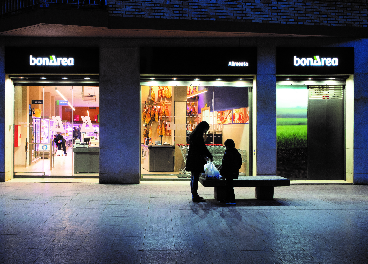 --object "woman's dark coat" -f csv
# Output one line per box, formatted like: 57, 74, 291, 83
186, 134, 213, 173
